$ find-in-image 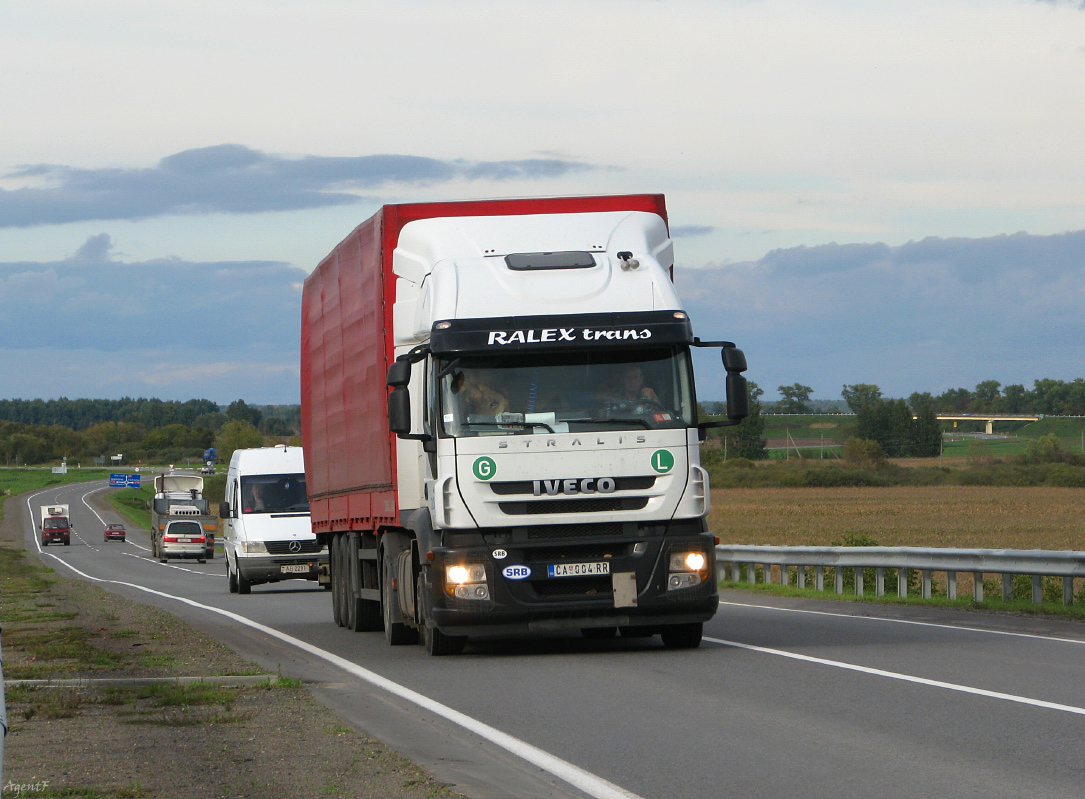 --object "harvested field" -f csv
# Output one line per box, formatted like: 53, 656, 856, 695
709, 486, 1085, 551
